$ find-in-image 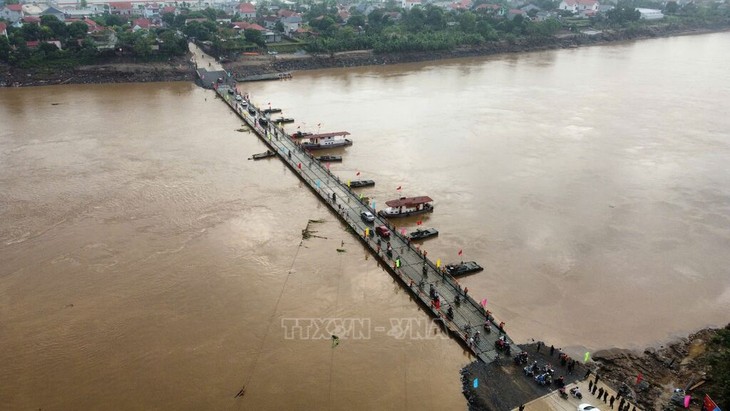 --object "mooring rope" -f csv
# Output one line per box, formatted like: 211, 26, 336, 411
236, 234, 306, 408
328, 241, 345, 410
